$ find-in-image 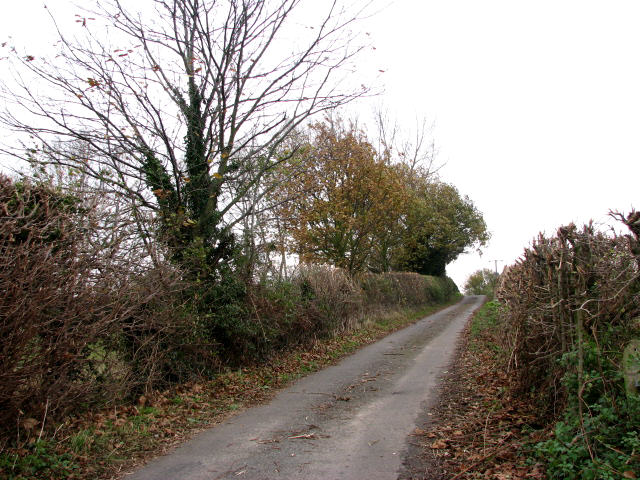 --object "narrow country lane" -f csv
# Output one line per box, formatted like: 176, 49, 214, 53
125, 296, 485, 480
